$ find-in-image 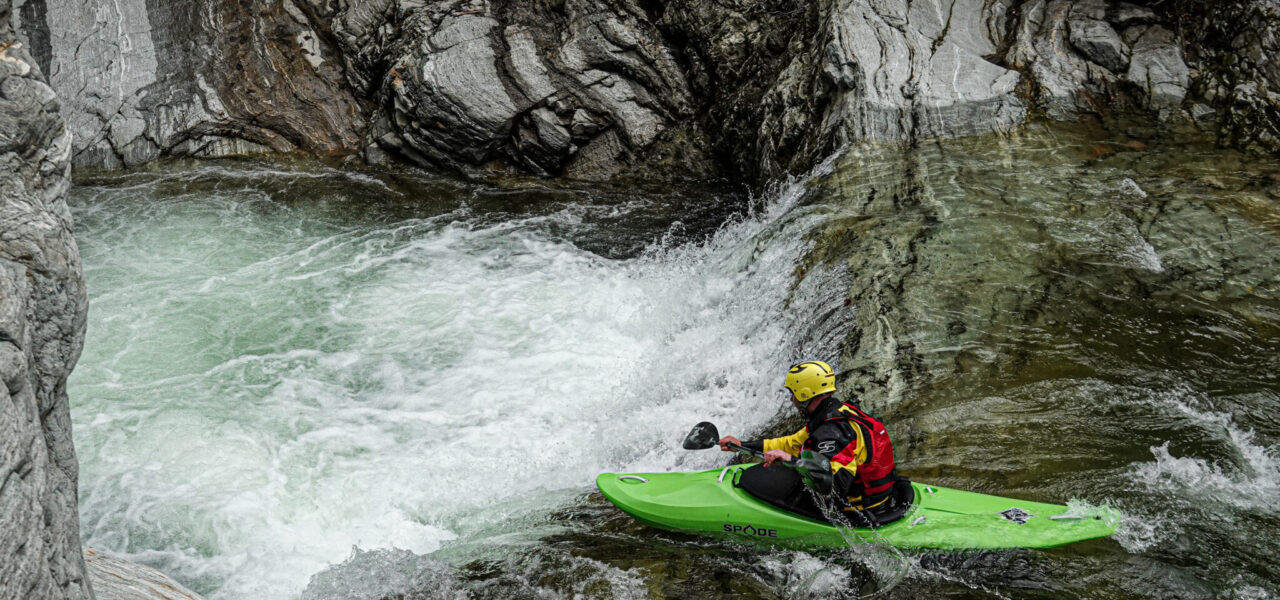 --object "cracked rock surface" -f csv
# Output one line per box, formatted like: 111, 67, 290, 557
18, 0, 1279, 182
12, 0, 1280, 179
0, 6, 90, 600
1182, 0, 1280, 153
367, 0, 696, 180
8, 0, 366, 168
